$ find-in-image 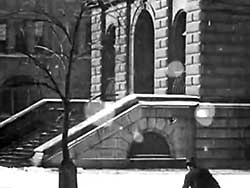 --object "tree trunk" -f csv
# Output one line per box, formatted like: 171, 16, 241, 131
59, 159, 78, 188
59, 100, 78, 188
